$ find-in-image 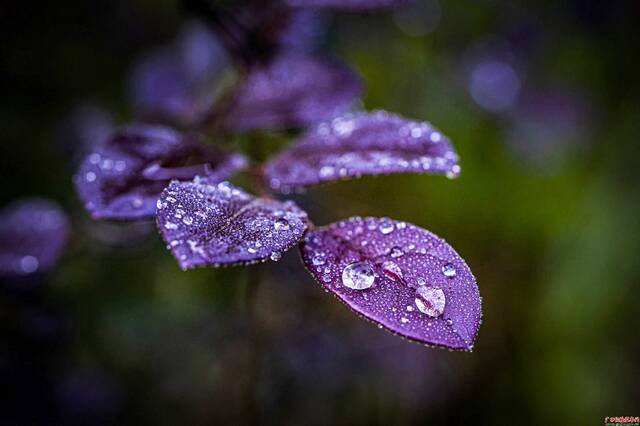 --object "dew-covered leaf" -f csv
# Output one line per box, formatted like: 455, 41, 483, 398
0, 199, 69, 277
264, 110, 459, 192
74, 124, 247, 221
287, 0, 412, 10
223, 54, 362, 132
157, 179, 308, 269
129, 20, 227, 125
300, 217, 481, 350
